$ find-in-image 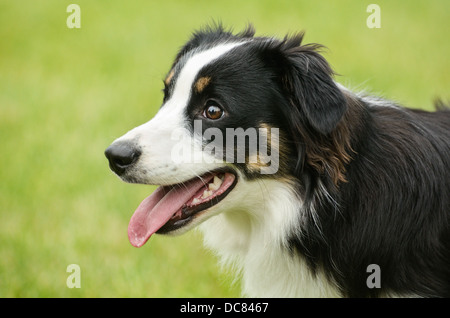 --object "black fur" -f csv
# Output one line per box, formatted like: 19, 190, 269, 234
171, 25, 450, 297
